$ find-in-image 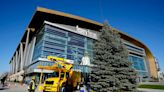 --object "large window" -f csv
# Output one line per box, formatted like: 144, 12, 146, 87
32, 28, 44, 60
32, 25, 94, 64
32, 24, 148, 77
128, 55, 148, 76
